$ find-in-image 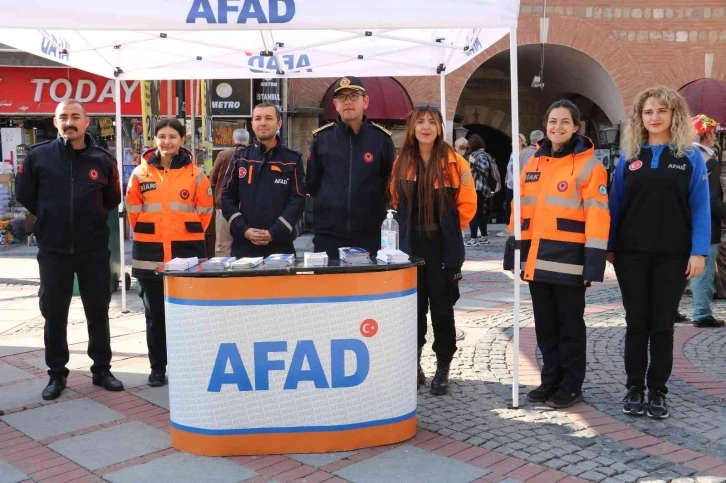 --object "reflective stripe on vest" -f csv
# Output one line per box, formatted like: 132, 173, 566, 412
535, 259, 584, 276
127, 203, 163, 213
